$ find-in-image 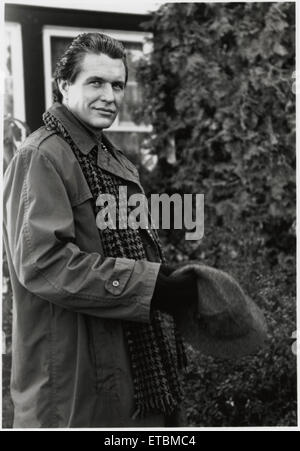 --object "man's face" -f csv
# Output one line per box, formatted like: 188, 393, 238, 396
60, 52, 126, 130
